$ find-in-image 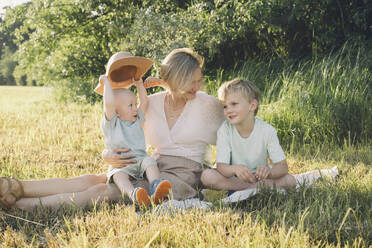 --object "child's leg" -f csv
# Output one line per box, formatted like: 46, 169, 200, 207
261, 174, 296, 189
145, 165, 160, 182
201, 169, 256, 191
112, 171, 151, 206
141, 157, 159, 183
112, 172, 135, 197
143, 157, 172, 203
